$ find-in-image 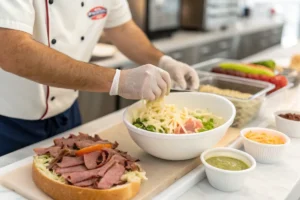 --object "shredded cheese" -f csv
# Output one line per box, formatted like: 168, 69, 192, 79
132, 98, 223, 133
245, 131, 285, 145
